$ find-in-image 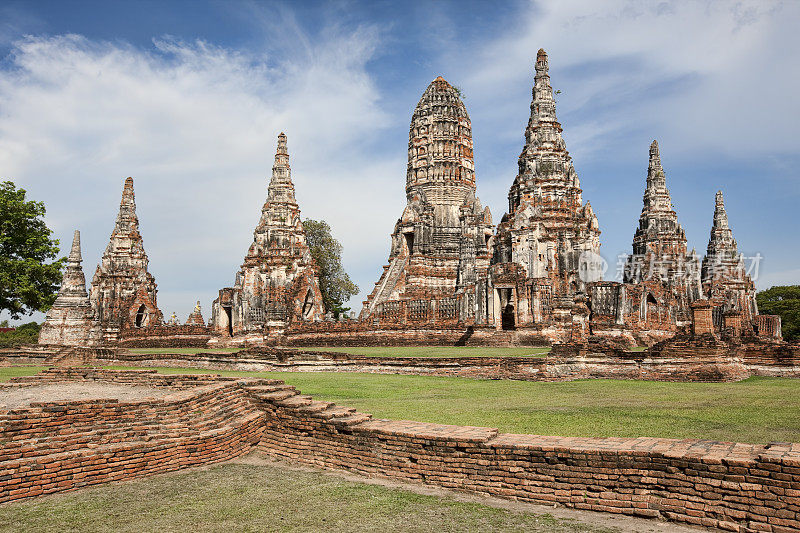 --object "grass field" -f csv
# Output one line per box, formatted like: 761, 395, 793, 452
0, 462, 616, 532
0, 366, 47, 382
95, 366, 800, 444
